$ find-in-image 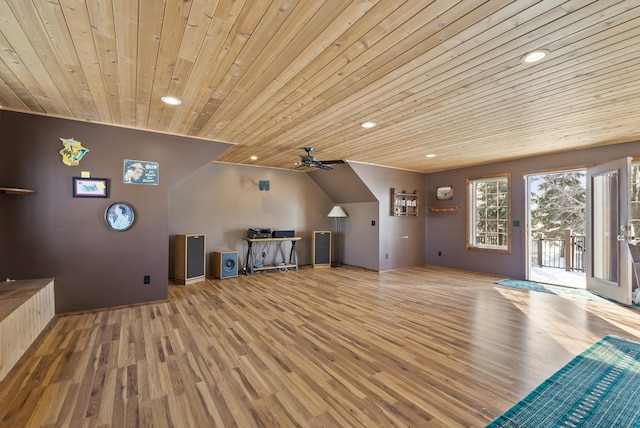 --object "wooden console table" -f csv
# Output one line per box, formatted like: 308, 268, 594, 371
243, 237, 301, 275
0, 278, 55, 382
